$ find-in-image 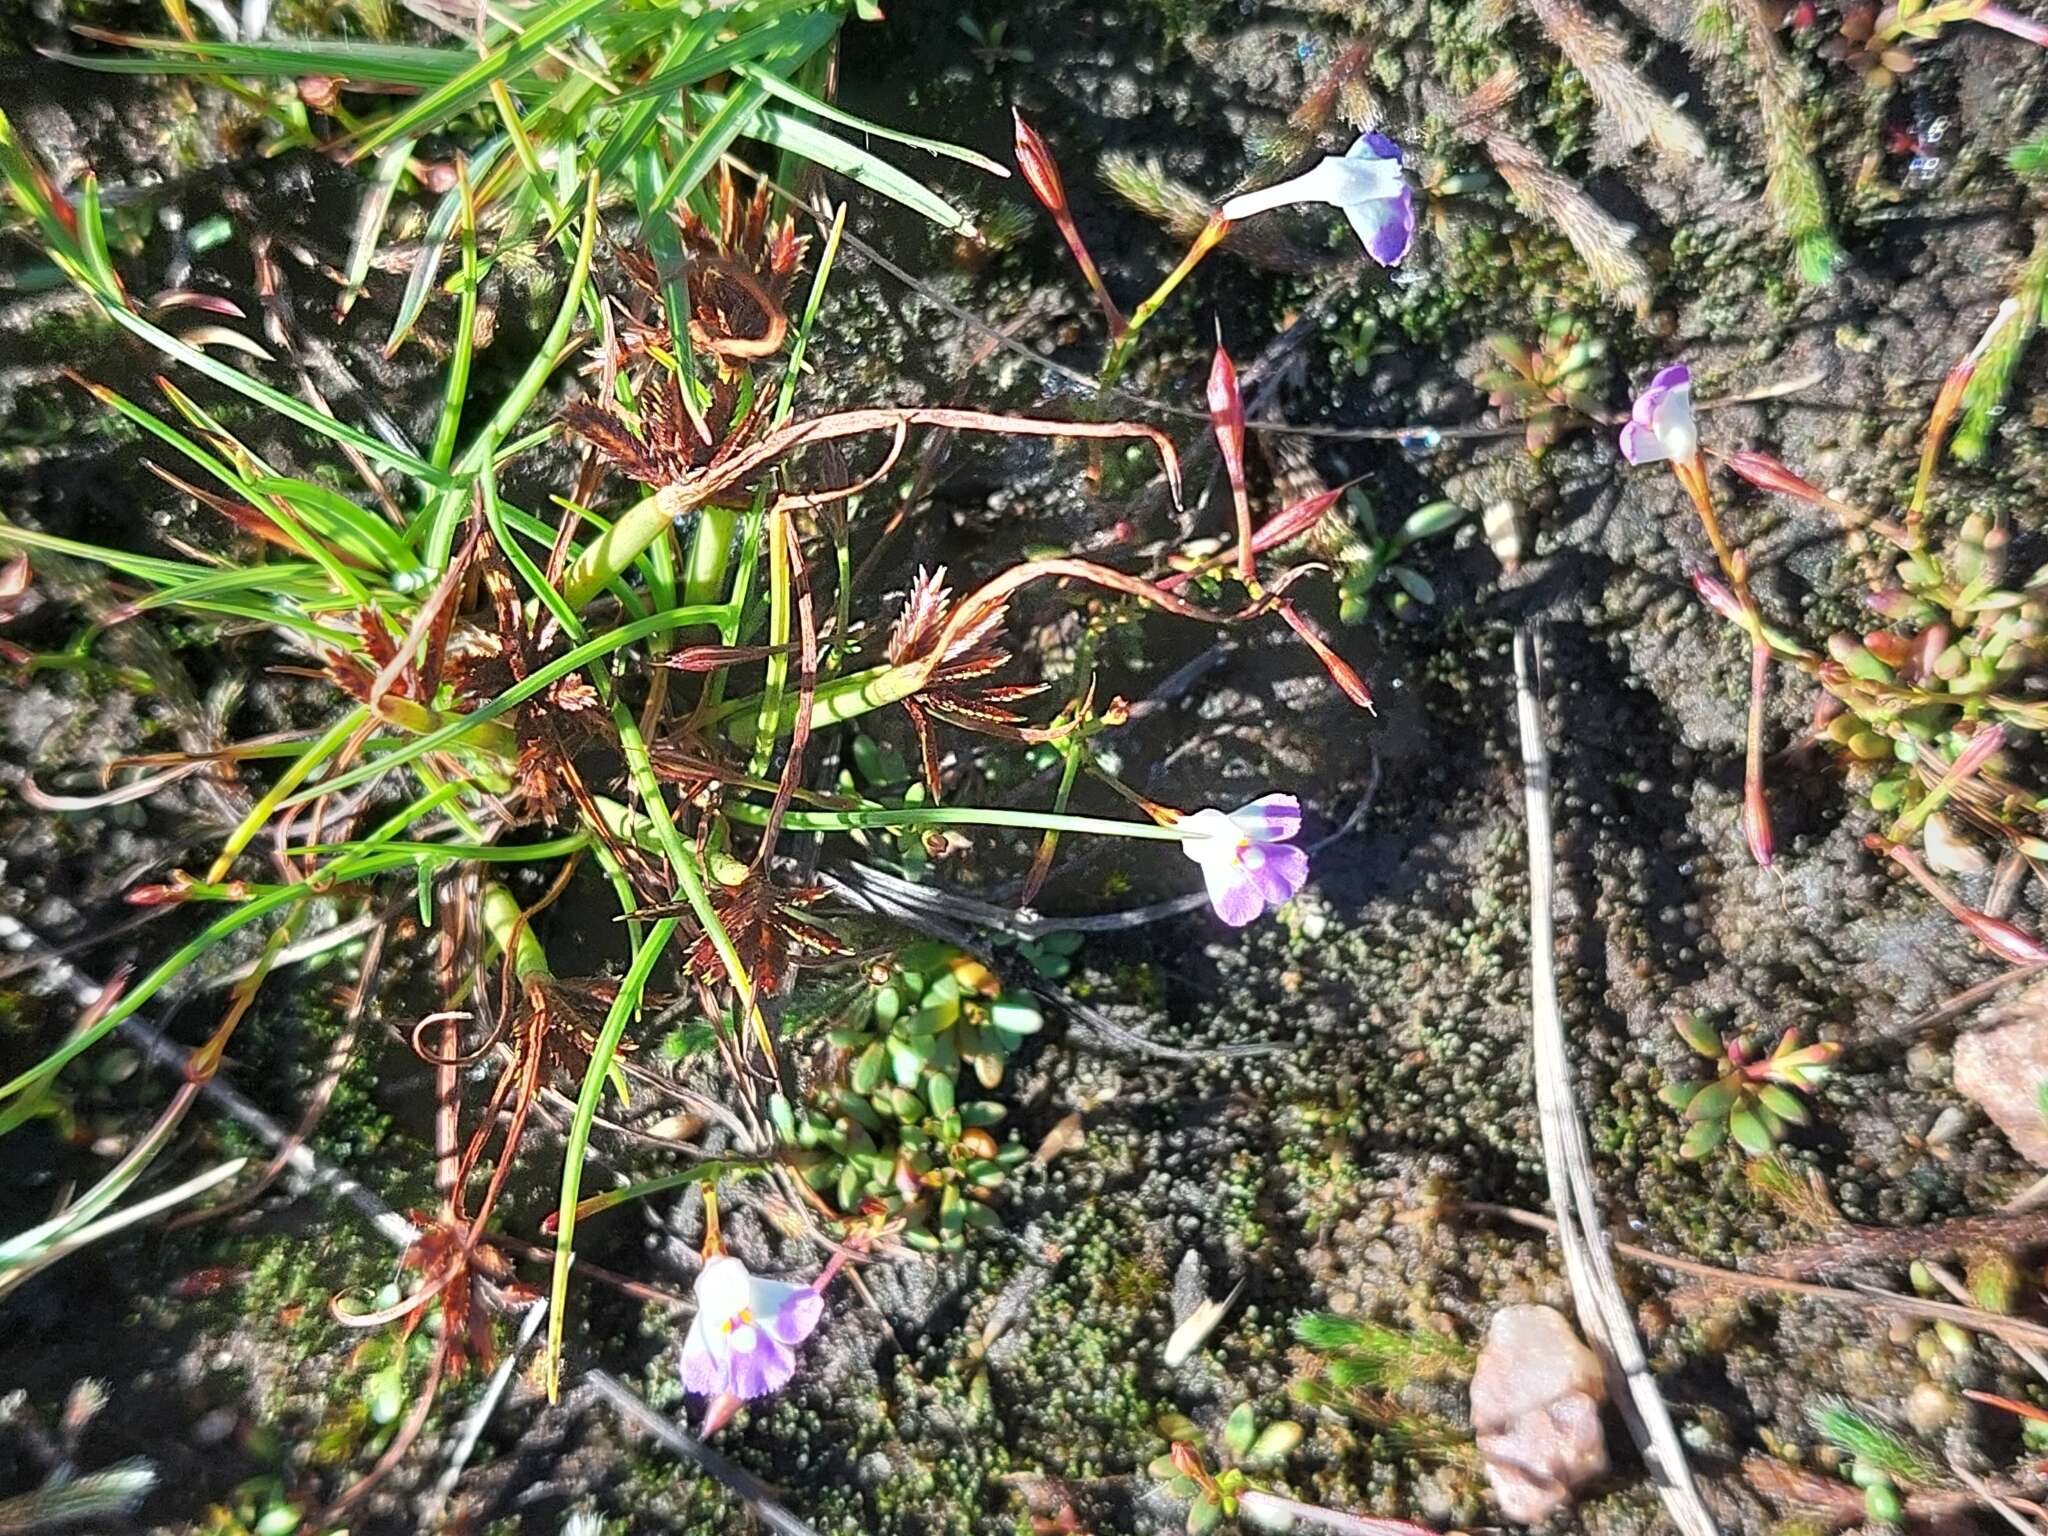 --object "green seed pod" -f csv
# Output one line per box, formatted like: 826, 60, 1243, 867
1680, 1119, 1727, 1160
1247, 1421, 1304, 1466
1399, 500, 1467, 542
1967, 1251, 2022, 1314
1756, 1084, 1811, 1126
1675, 1012, 1724, 1057
1685, 1077, 1742, 1123
889, 1038, 928, 1087
904, 997, 959, 1037
1829, 633, 1895, 683
838, 1089, 883, 1133
1660, 1081, 1701, 1111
